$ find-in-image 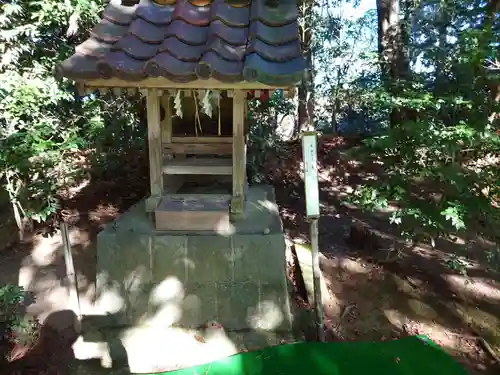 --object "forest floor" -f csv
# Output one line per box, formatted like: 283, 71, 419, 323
0, 136, 499, 375
273, 136, 500, 375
